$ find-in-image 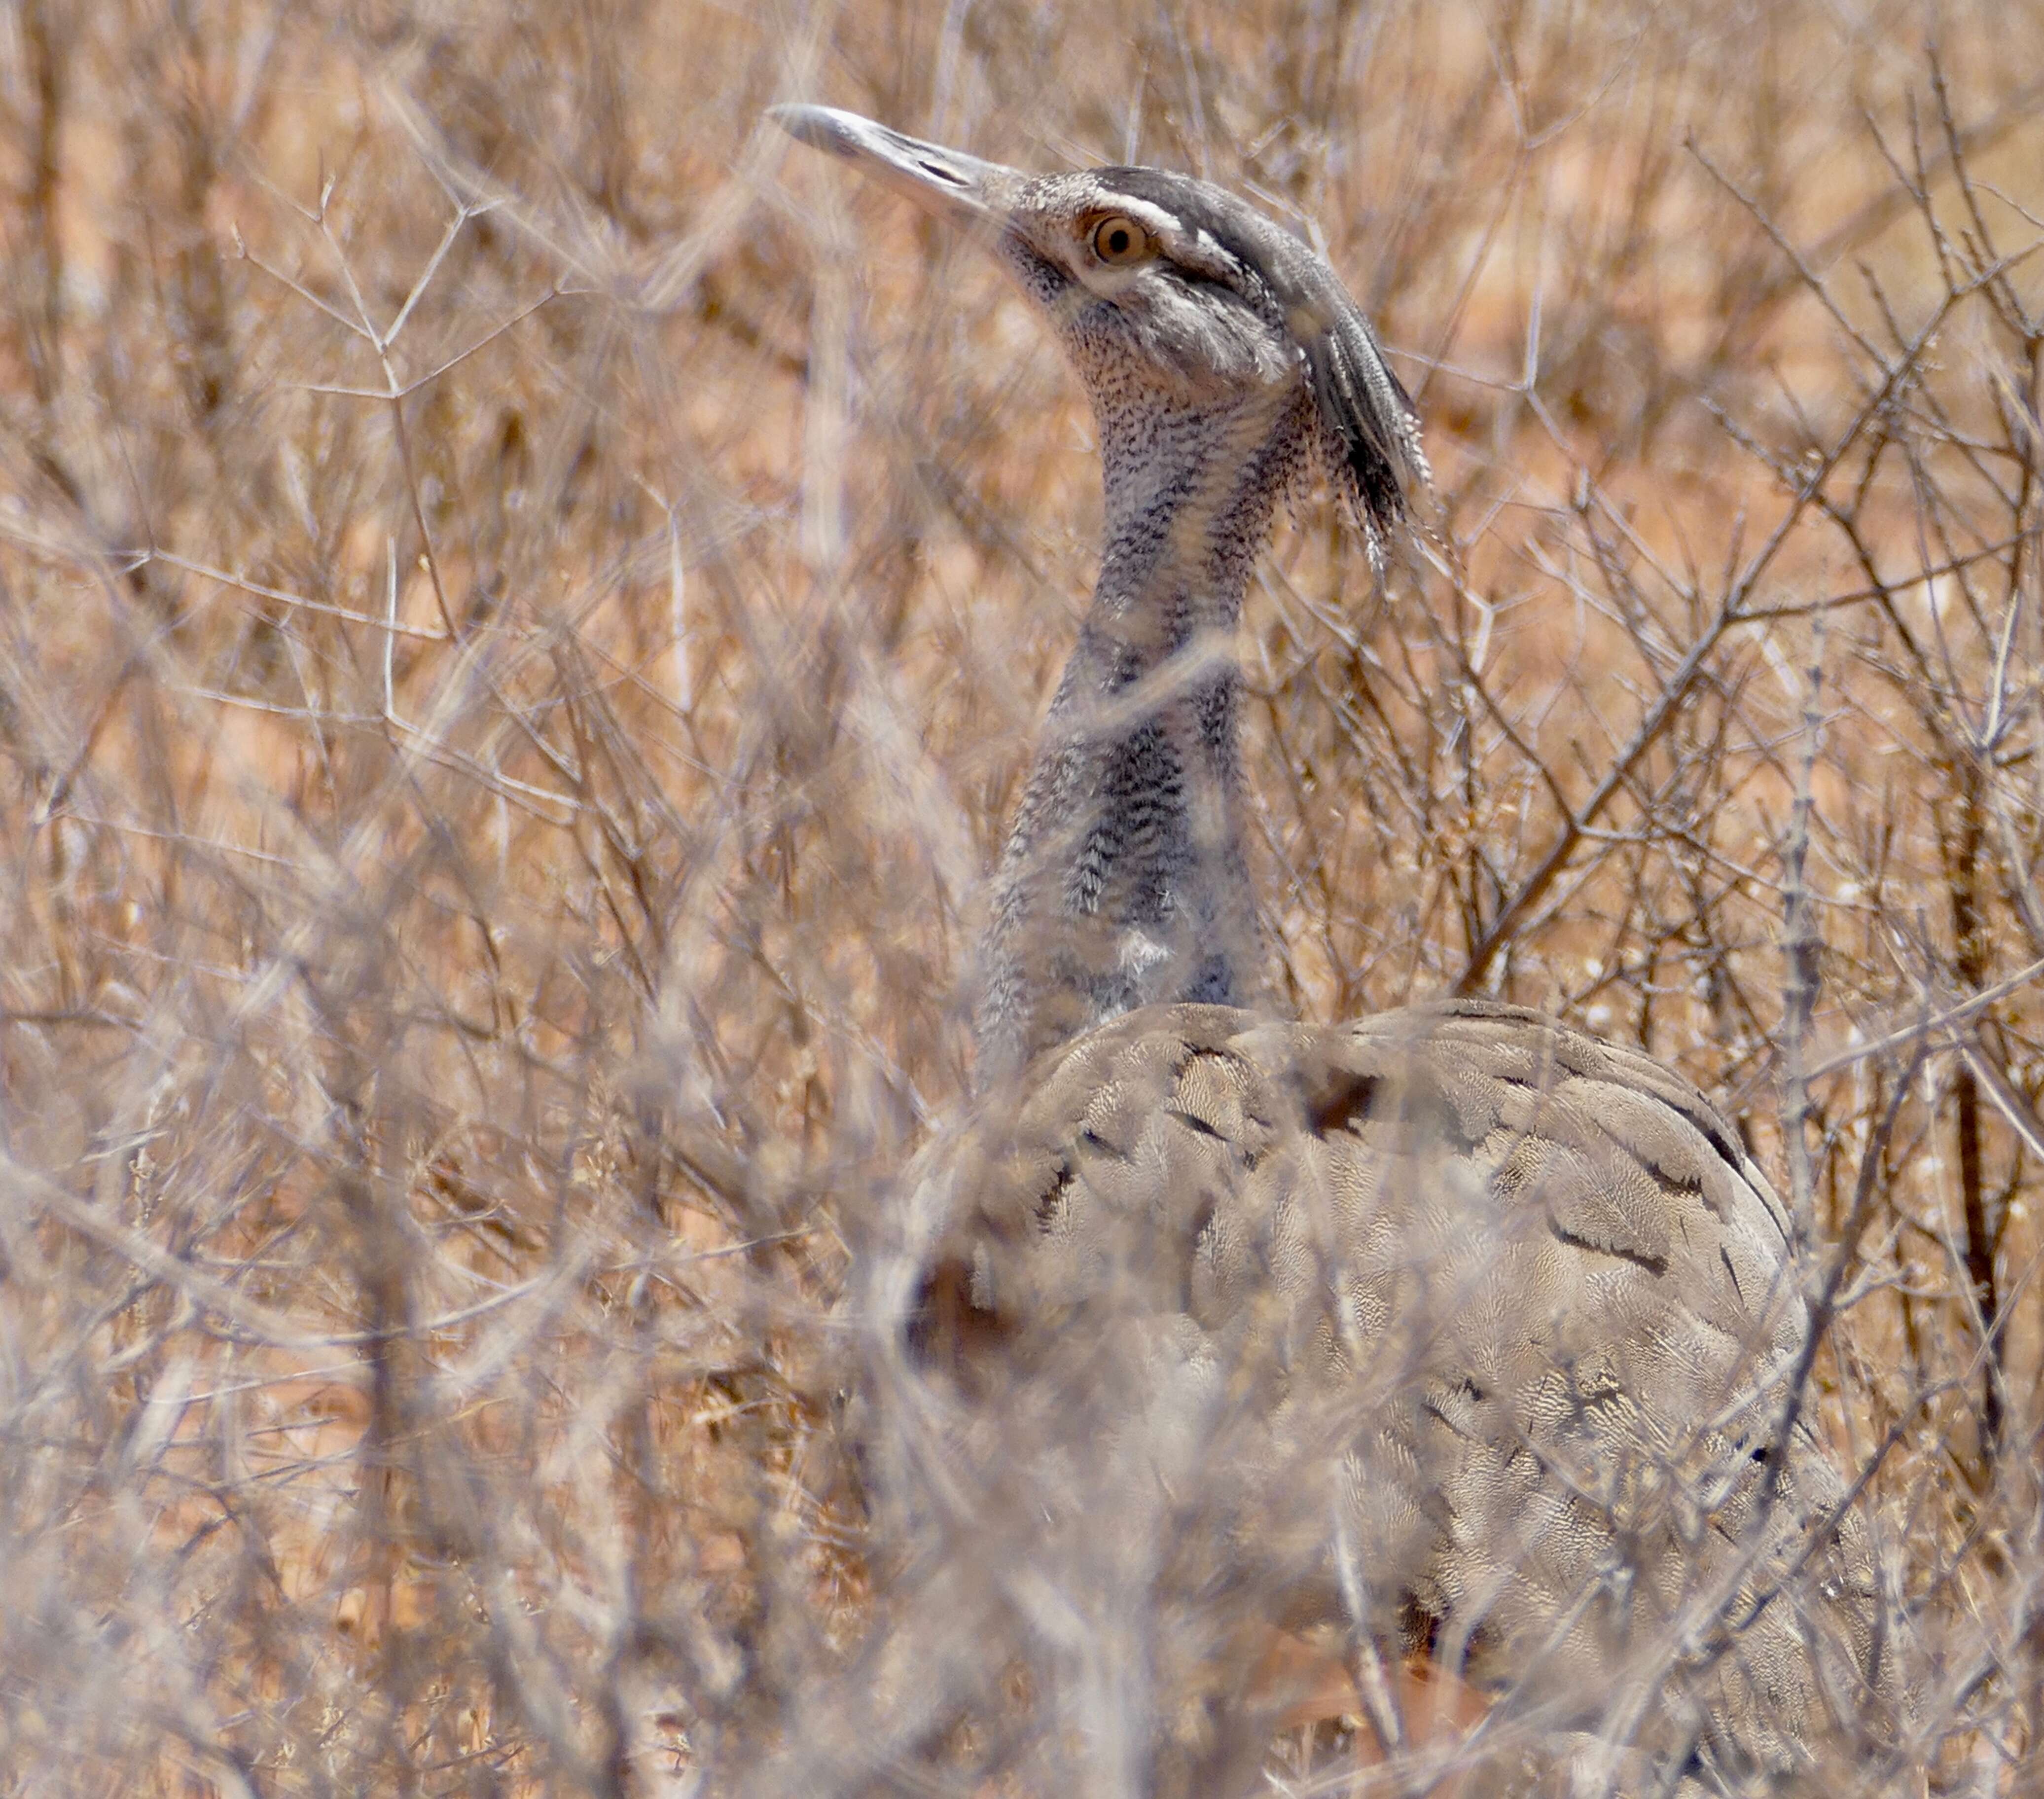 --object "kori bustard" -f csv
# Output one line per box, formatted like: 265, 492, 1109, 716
774, 104, 1881, 1796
